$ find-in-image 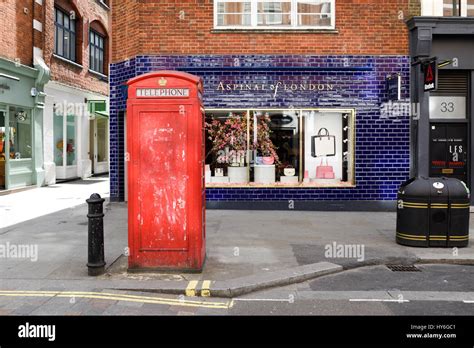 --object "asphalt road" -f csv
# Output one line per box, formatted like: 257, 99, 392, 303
227, 264, 474, 315
1, 264, 473, 316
